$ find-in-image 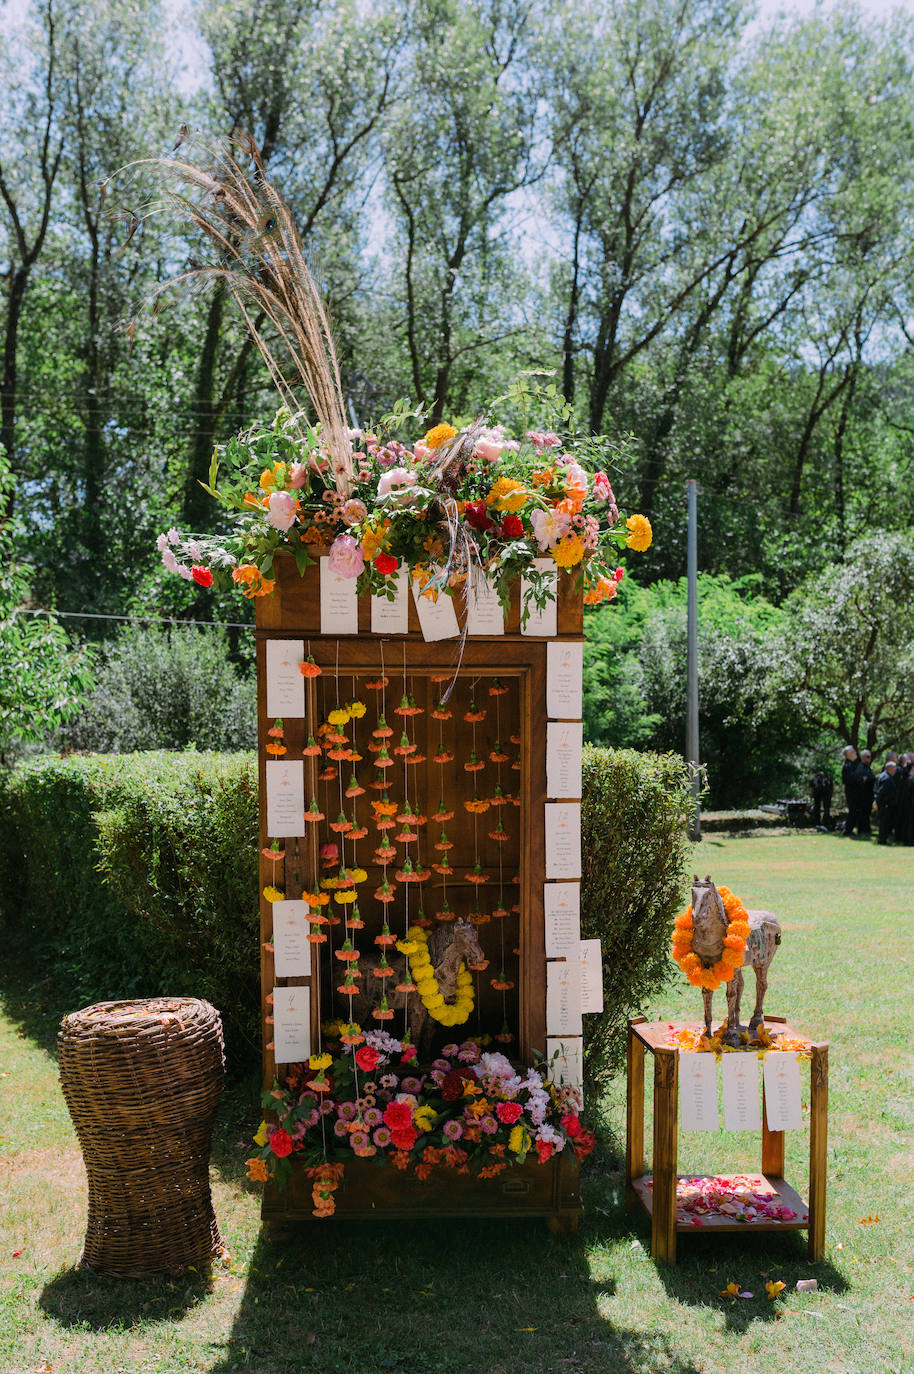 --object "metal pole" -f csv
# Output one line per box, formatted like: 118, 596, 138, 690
686, 480, 701, 841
